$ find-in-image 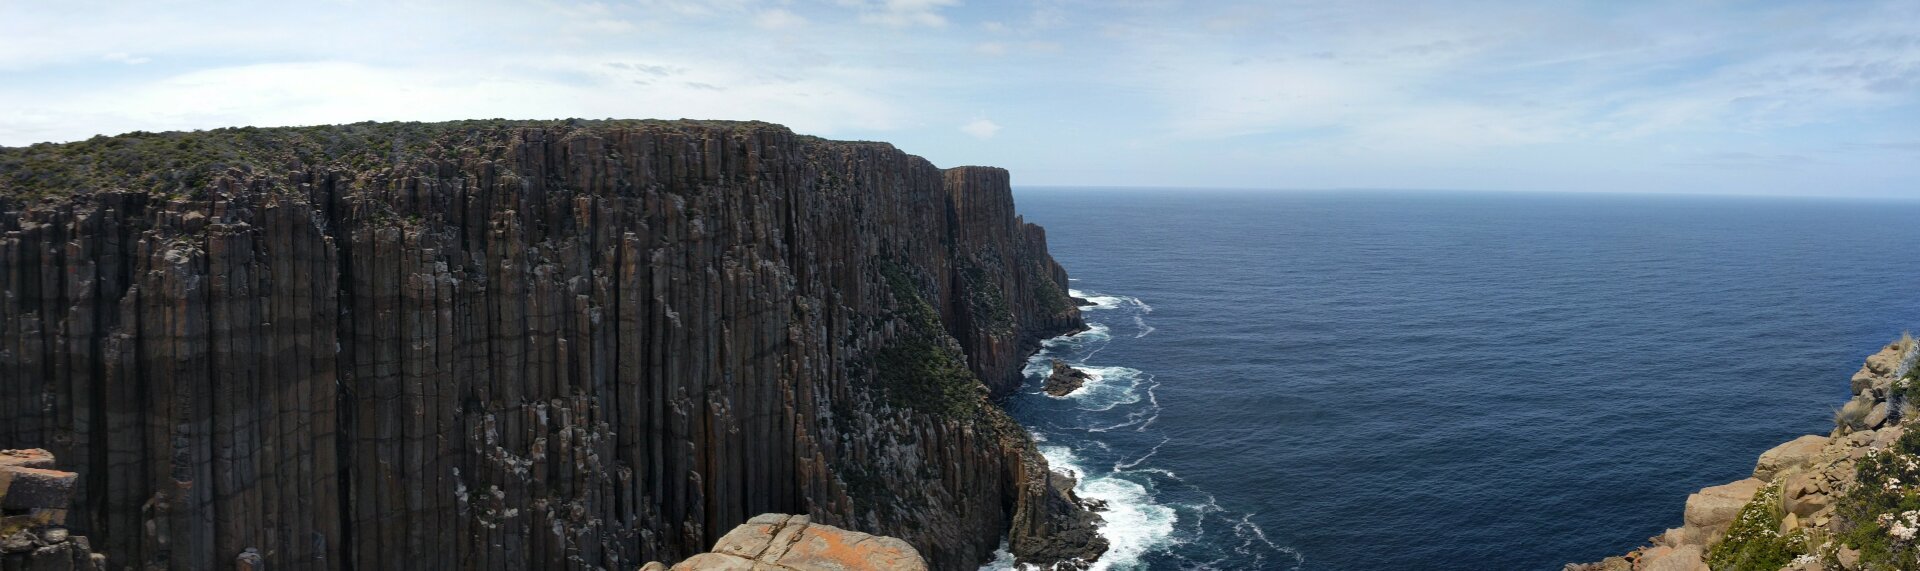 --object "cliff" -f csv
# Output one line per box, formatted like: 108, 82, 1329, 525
0, 120, 1100, 570
1570, 338, 1920, 571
